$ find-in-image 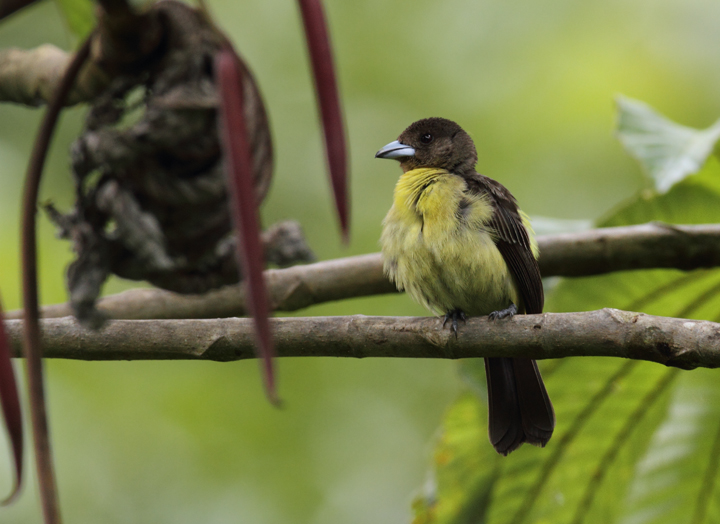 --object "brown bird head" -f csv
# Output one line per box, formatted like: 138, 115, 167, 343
375, 117, 478, 174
